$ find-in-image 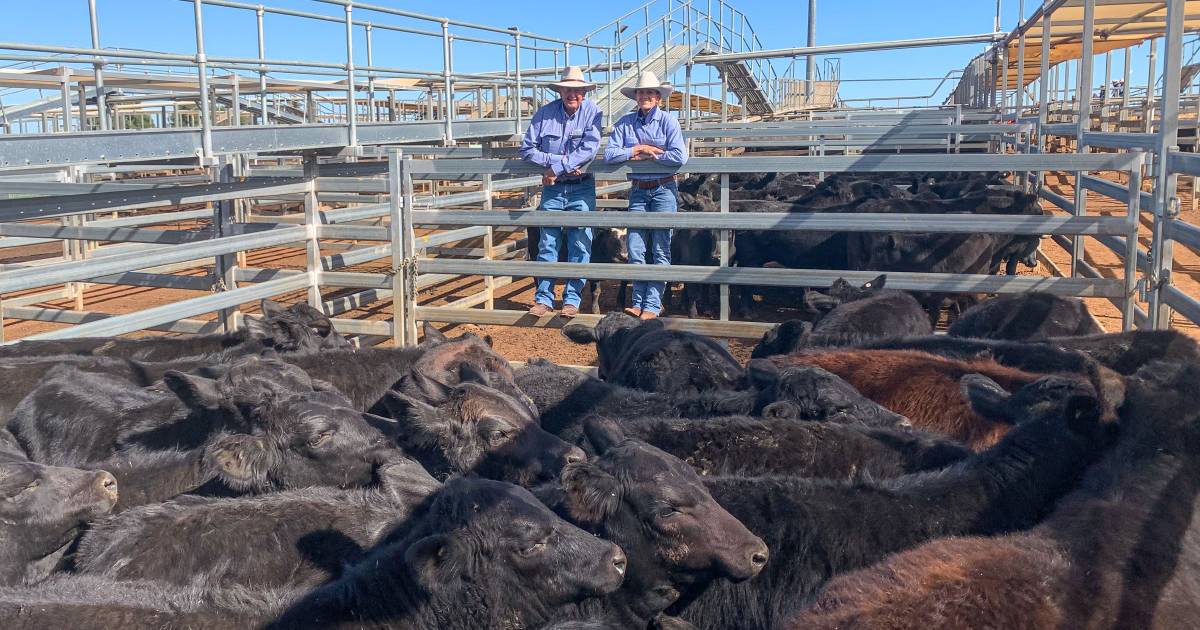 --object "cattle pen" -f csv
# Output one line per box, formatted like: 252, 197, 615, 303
1, 0, 1199, 358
